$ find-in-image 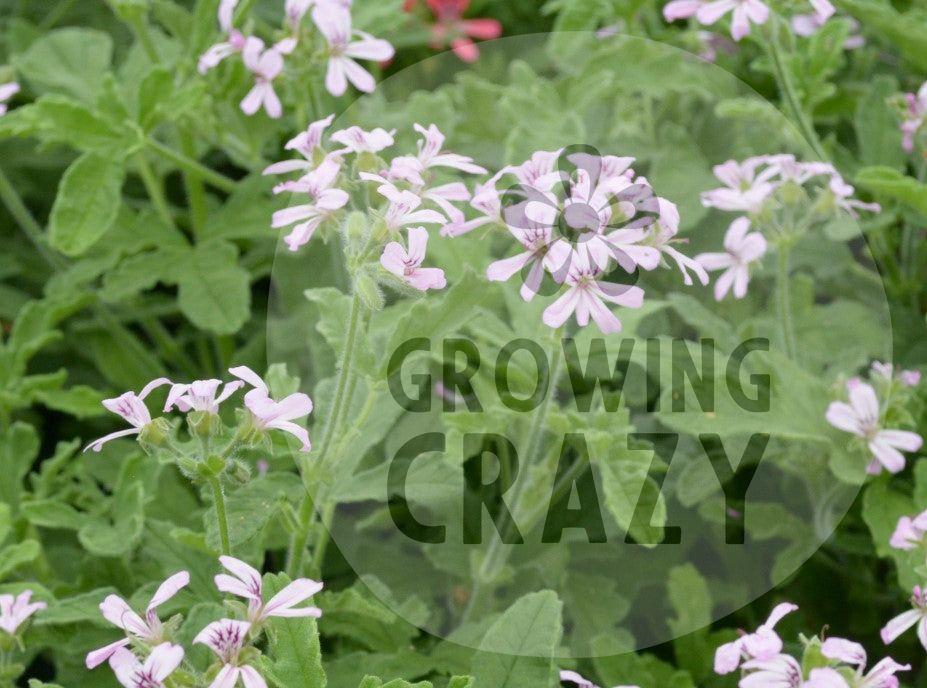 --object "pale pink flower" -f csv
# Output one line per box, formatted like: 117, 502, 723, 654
285, 0, 313, 29
380, 226, 447, 291
804, 667, 848, 688
229, 366, 313, 452
486, 203, 573, 301
378, 183, 448, 231
696, 0, 769, 40
330, 126, 395, 154
164, 379, 244, 414
714, 603, 798, 674
409, 123, 487, 175
901, 82, 927, 153
240, 37, 296, 119
890, 510, 927, 550
650, 198, 710, 286
194, 619, 266, 688
871, 361, 921, 387
359, 169, 470, 226
0, 590, 45, 635
792, 13, 862, 48
695, 217, 767, 301
263, 114, 336, 176
198, 0, 246, 73
507, 149, 561, 188
313, 3, 394, 96
738, 654, 802, 687
825, 378, 923, 474
542, 250, 644, 334
882, 586, 927, 650
663, 0, 702, 21
108, 643, 184, 688
559, 669, 639, 688
0, 82, 20, 117
442, 172, 504, 237
86, 571, 190, 669
820, 635, 910, 688
828, 174, 880, 218
701, 157, 778, 212
271, 157, 349, 250
215, 556, 323, 624
84, 377, 171, 452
